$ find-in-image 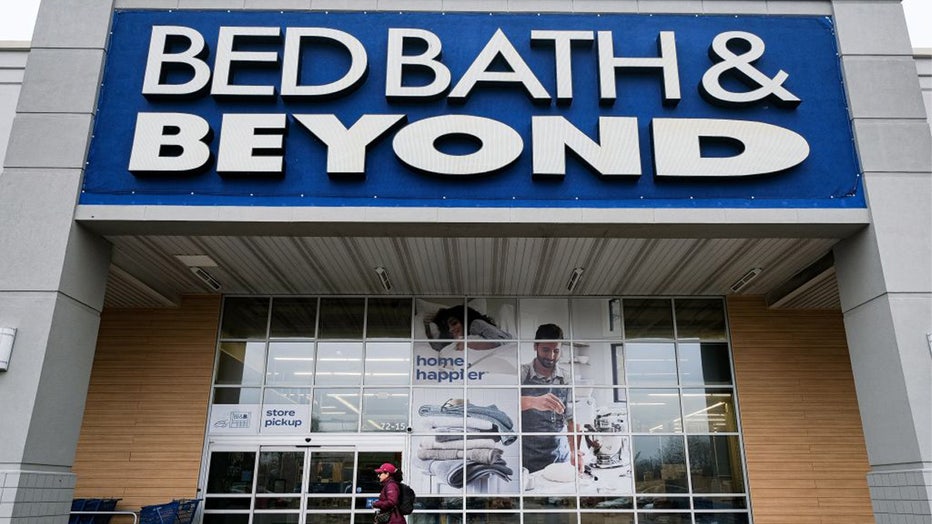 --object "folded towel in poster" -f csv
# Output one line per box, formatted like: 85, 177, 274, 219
419, 415, 494, 431
420, 438, 500, 450
434, 434, 502, 444
416, 447, 504, 464
421, 459, 513, 489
